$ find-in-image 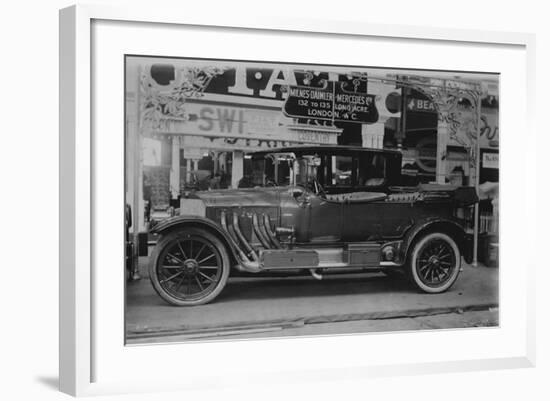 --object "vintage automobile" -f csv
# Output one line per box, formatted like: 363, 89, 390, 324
148, 146, 478, 306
